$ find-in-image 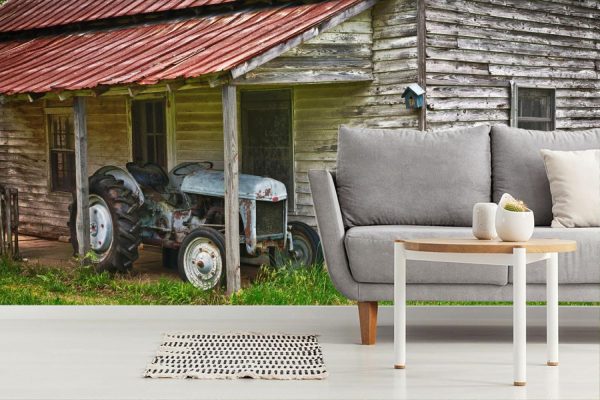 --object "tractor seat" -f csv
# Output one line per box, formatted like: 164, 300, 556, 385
126, 162, 169, 191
